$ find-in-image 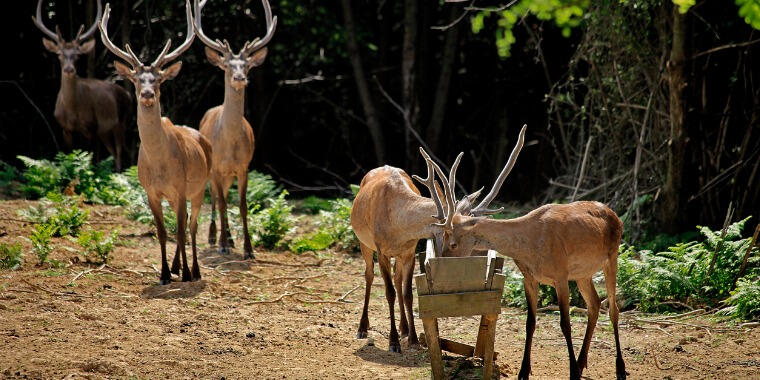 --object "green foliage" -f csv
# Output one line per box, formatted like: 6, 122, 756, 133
721, 276, 760, 320
30, 223, 56, 265
251, 190, 296, 249
0, 161, 18, 193
298, 196, 334, 214
0, 243, 24, 270
471, 0, 589, 57
737, 0, 760, 30
671, 0, 695, 13
226, 171, 282, 214
289, 231, 334, 254
77, 228, 119, 264
617, 217, 756, 312
47, 202, 90, 237
17, 151, 129, 205
289, 197, 359, 253
501, 270, 527, 308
